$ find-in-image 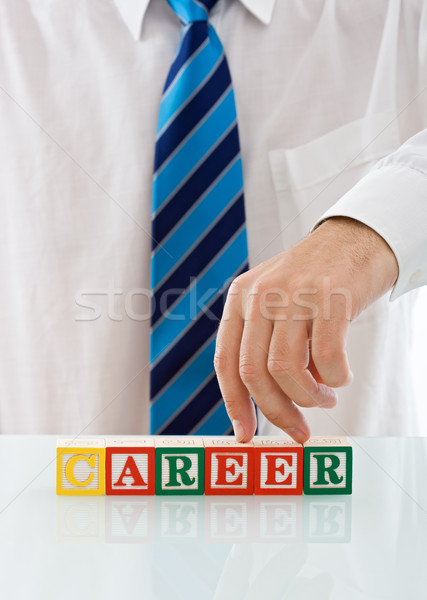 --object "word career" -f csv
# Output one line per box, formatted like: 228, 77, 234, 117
56, 436, 353, 496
